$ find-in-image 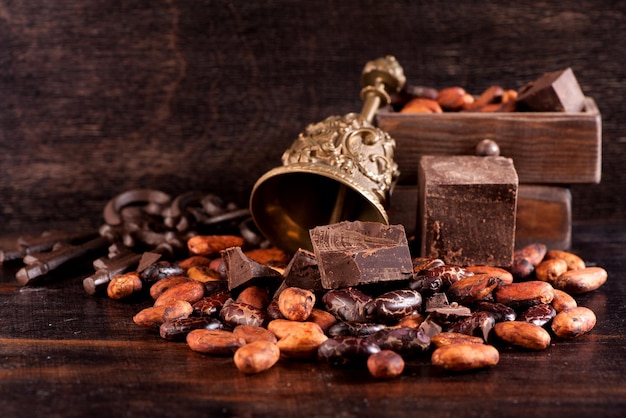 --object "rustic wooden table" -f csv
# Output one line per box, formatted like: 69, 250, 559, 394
1, 222, 625, 418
